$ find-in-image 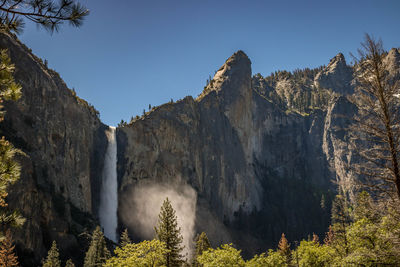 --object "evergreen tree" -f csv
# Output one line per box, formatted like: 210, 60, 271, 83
0, 49, 24, 238
330, 194, 351, 258
0, 229, 18, 267
192, 232, 211, 267
155, 198, 184, 267
323, 226, 334, 246
277, 233, 291, 264
84, 226, 110, 267
43, 241, 61, 267
120, 228, 131, 247
0, 0, 88, 34
65, 259, 75, 267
